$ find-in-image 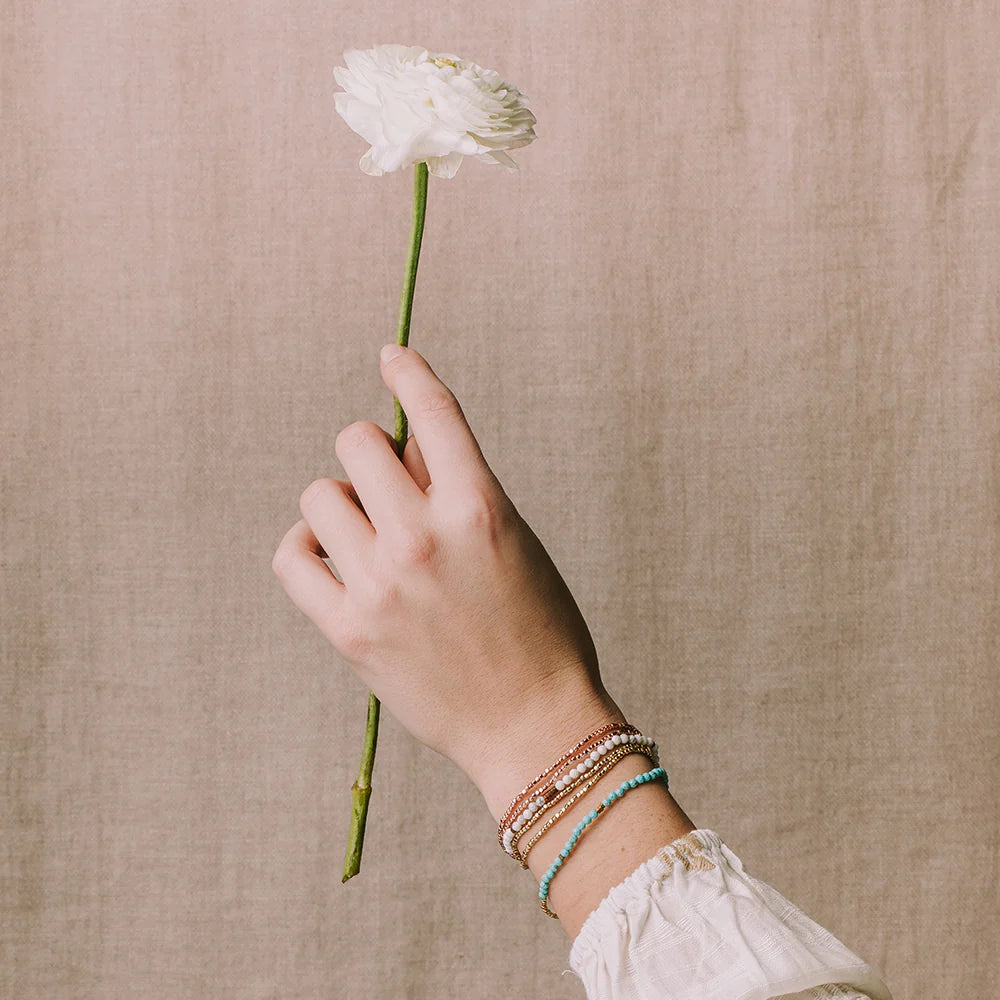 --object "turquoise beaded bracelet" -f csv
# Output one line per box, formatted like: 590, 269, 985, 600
537, 766, 669, 919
